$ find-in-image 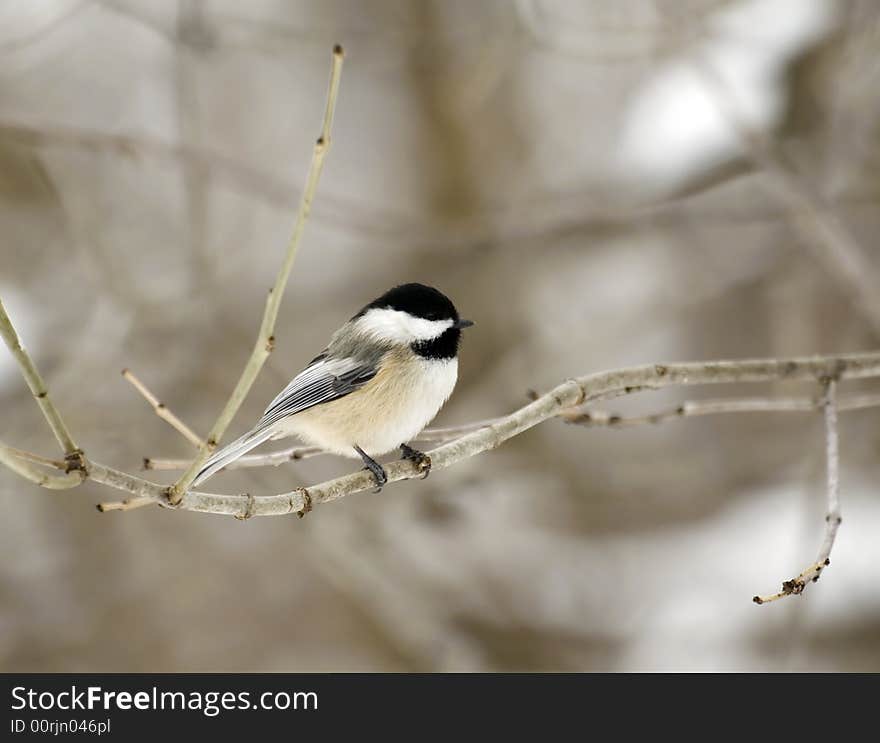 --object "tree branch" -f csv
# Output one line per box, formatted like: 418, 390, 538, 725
88, 352, 880, 517
0, 445, 66, 470
3, 336, 878, 607
0, 297, 82, 461
167, 44, 345, 503
0, 442, 85, 490
140, 393, 880, 470
121, 368, 204, 447
562, 392, 880, 427
753, 379, 842, 604
144, 445, 322, 471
